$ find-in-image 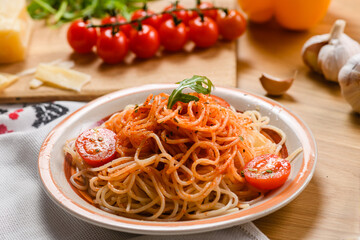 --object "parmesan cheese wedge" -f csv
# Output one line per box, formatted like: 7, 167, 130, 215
0, 0, 33, 63
29, 60, 75, 89
35, 64, 91, 92
0, 73, 19, 90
